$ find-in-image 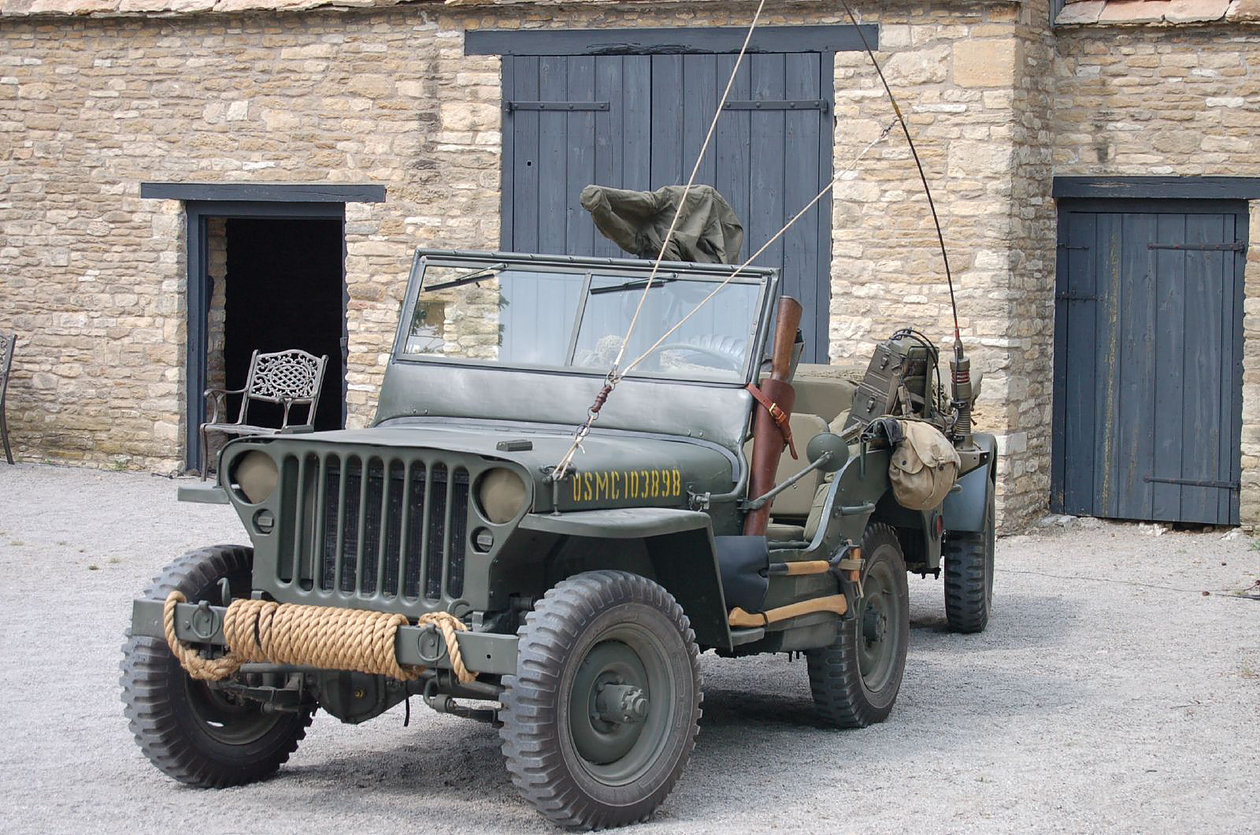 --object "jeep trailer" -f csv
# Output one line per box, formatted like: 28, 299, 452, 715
123, 249, 995, 829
